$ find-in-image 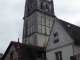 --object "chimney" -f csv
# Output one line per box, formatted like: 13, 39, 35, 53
44, 43, 46, 51
17, 38, 20, 48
